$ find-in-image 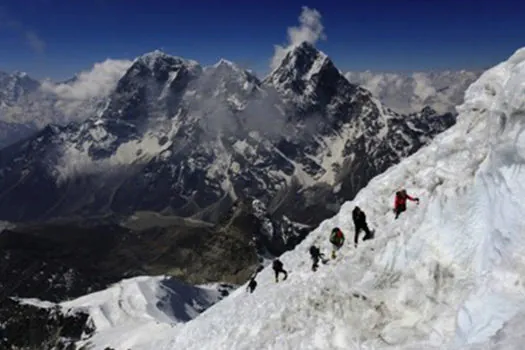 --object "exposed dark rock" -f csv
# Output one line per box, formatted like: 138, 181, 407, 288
0, 299, 93, 350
